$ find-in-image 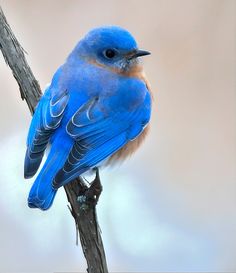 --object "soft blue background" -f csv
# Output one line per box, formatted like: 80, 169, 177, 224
0, 0, 235, 272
